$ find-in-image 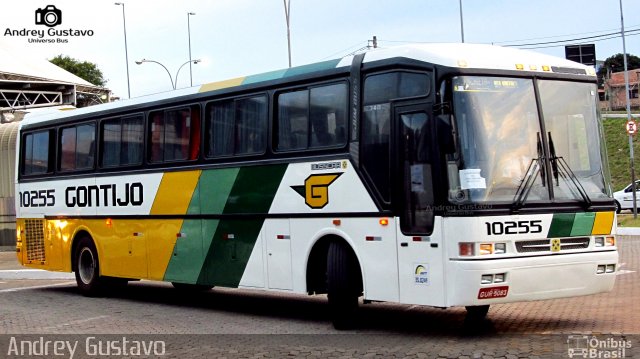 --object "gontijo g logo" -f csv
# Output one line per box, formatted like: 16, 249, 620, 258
291, 173, 342, 209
